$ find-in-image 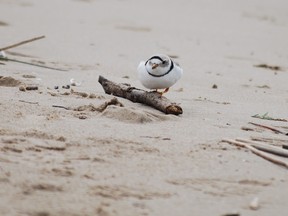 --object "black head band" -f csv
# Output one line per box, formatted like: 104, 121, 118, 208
147, 59, 174, 77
